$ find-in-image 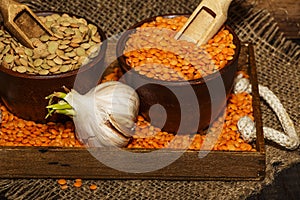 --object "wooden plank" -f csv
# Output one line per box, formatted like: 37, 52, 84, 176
0, 147, 265, 180
253, 0, 299, 39
248, 44, 265, 154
